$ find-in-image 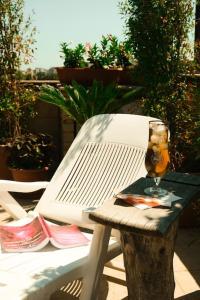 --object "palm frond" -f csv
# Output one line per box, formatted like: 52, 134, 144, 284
39, 81, 143, 125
